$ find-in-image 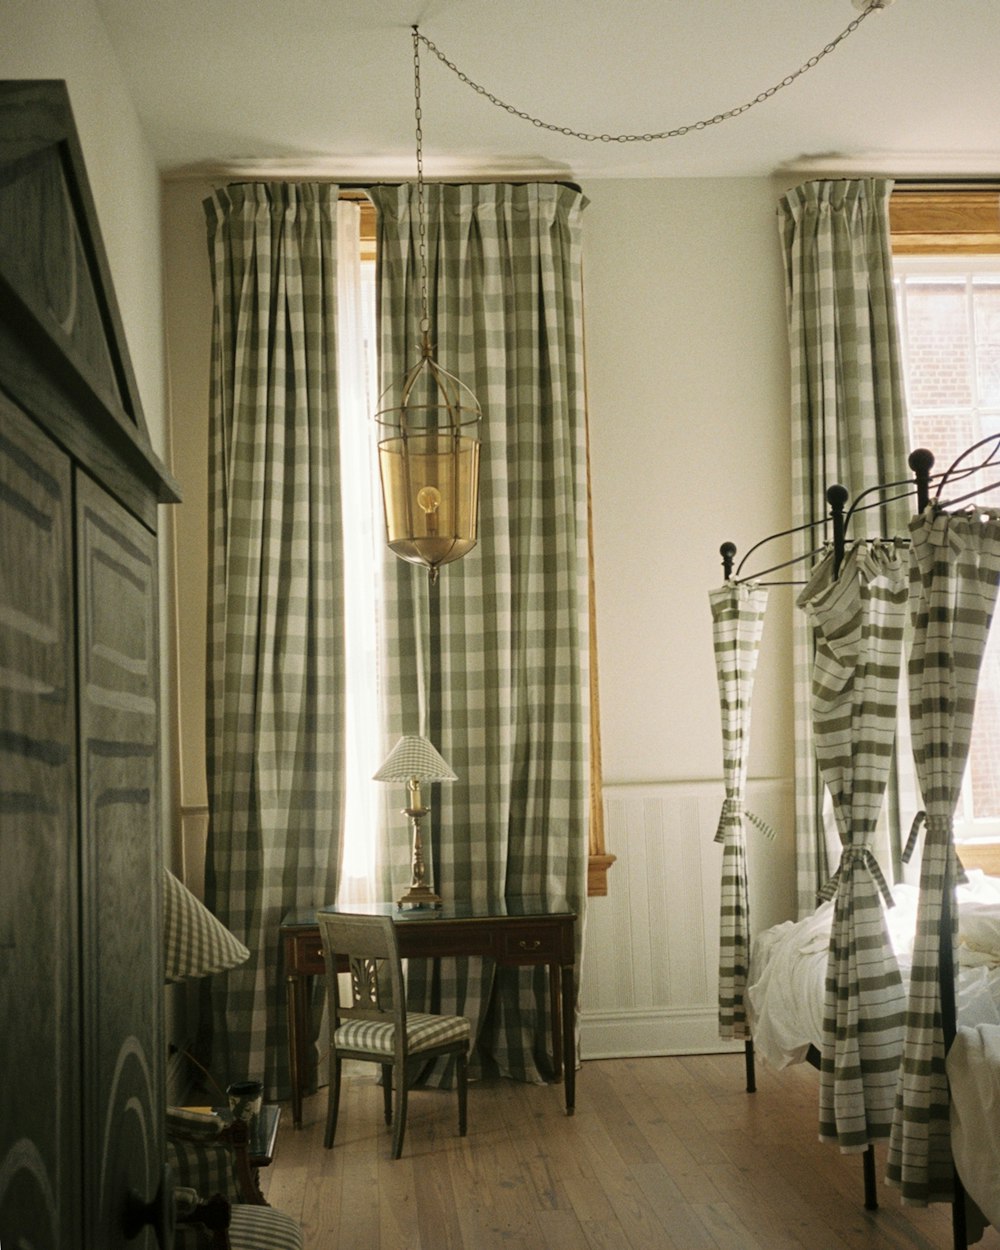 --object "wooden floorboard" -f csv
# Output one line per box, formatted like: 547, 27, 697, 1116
259, 1054, 1000, 1250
